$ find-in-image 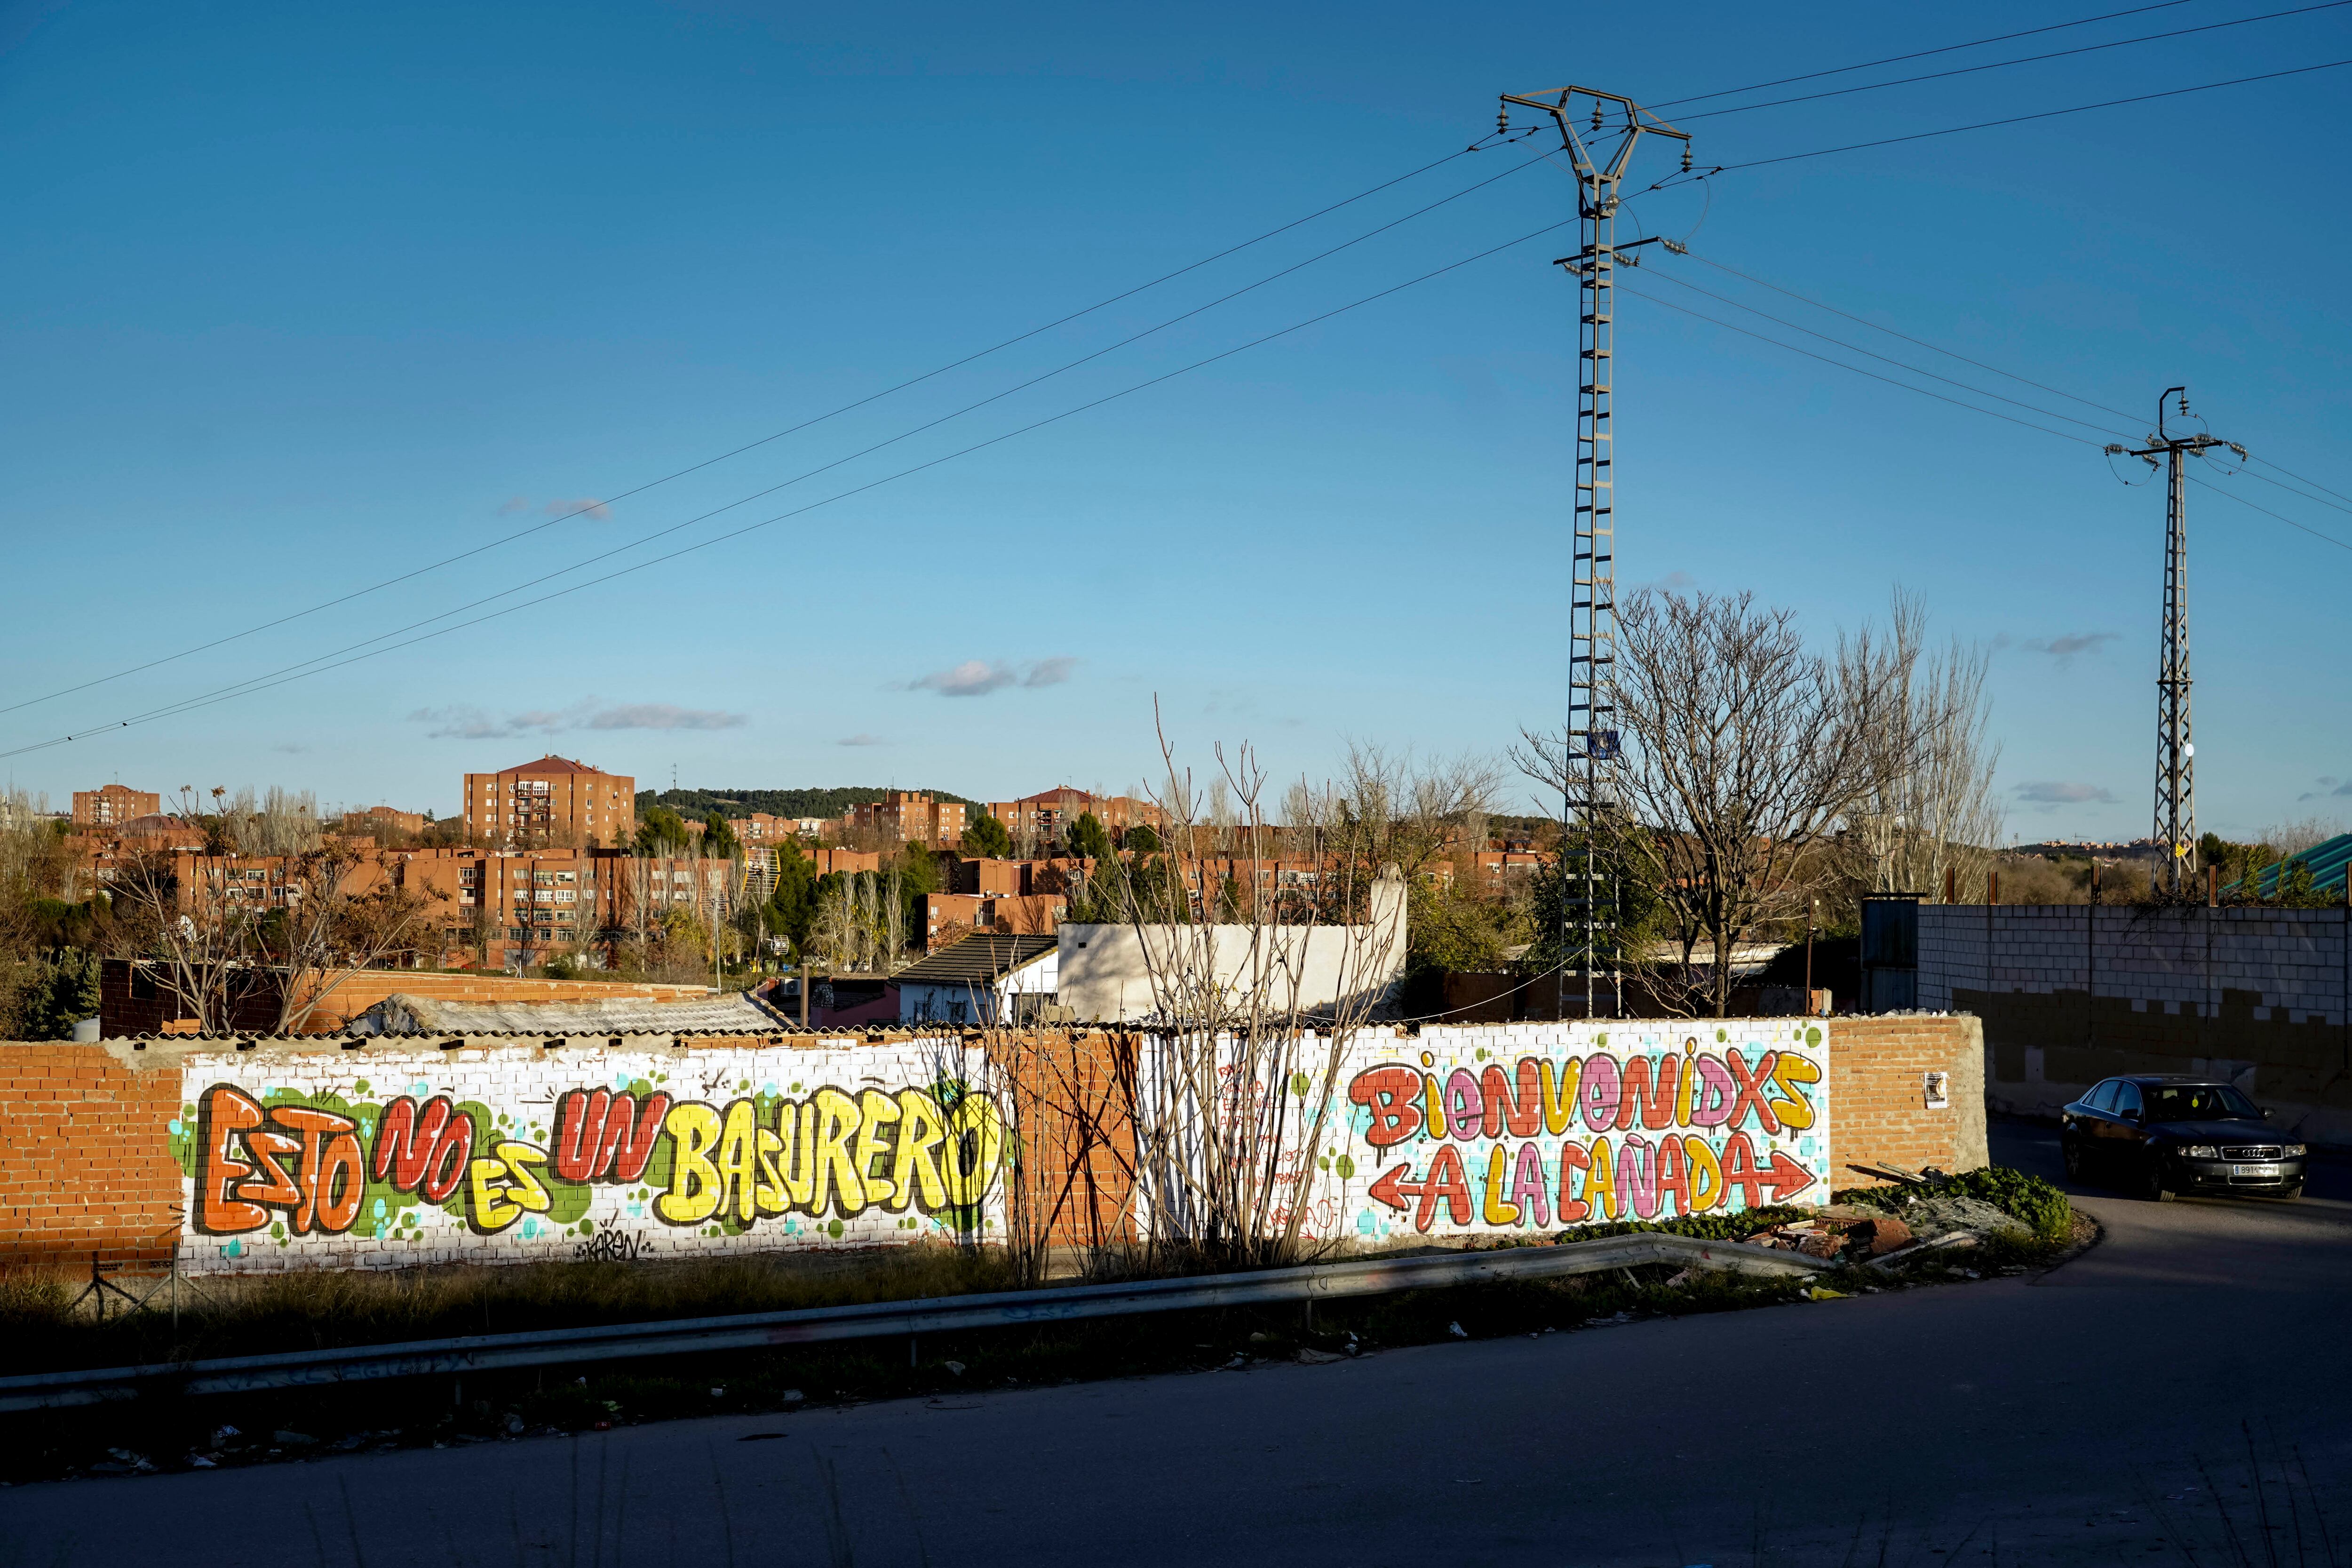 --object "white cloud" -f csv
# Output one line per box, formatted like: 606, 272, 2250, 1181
408, 698, 746, 740
2022, 631, 2118, 667
2013, 780, 2116, 808
904, 656, 1078, 698
836, 733, 887, 747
